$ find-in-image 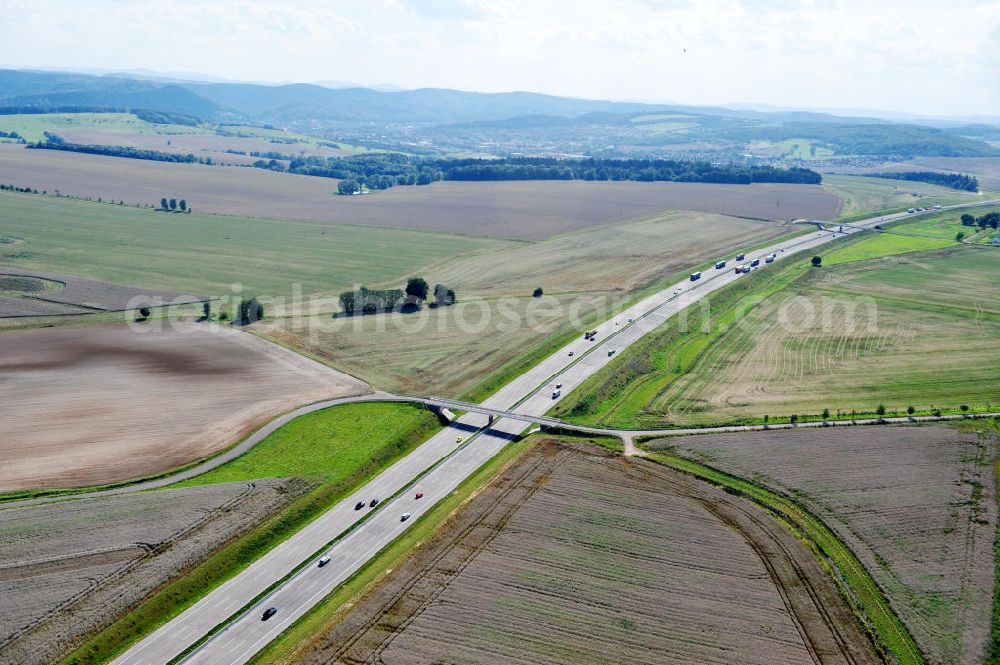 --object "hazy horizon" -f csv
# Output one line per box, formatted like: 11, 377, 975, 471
1, 0, 997, 119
